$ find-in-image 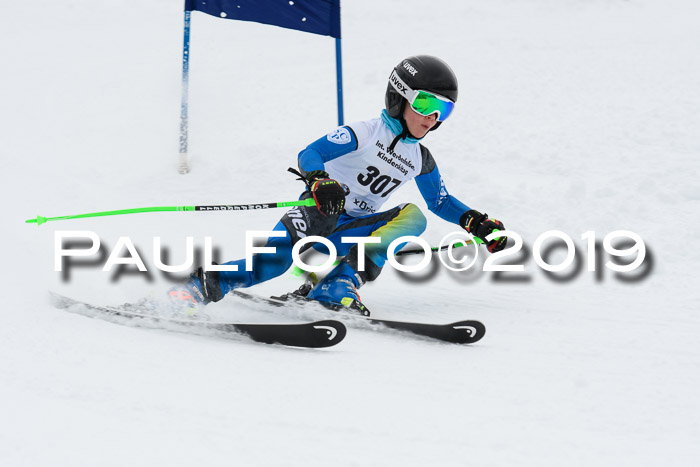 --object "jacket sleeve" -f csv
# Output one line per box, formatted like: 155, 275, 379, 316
297, 126, 358, 175
414, 145, 471, 225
